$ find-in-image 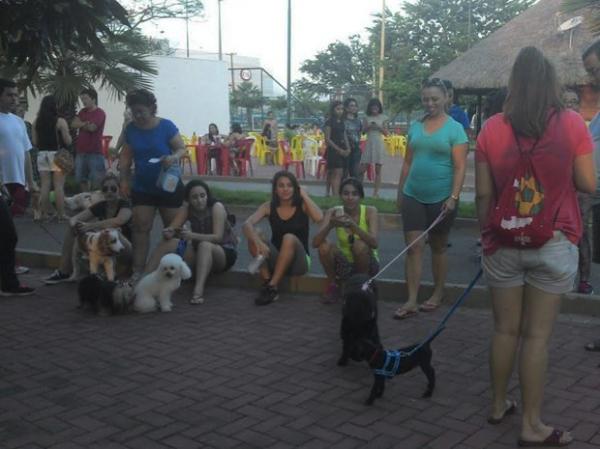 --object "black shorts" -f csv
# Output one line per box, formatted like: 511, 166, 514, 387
326, 147, 348, 170
401, 194, 457, 234
131, 183, 184, 208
